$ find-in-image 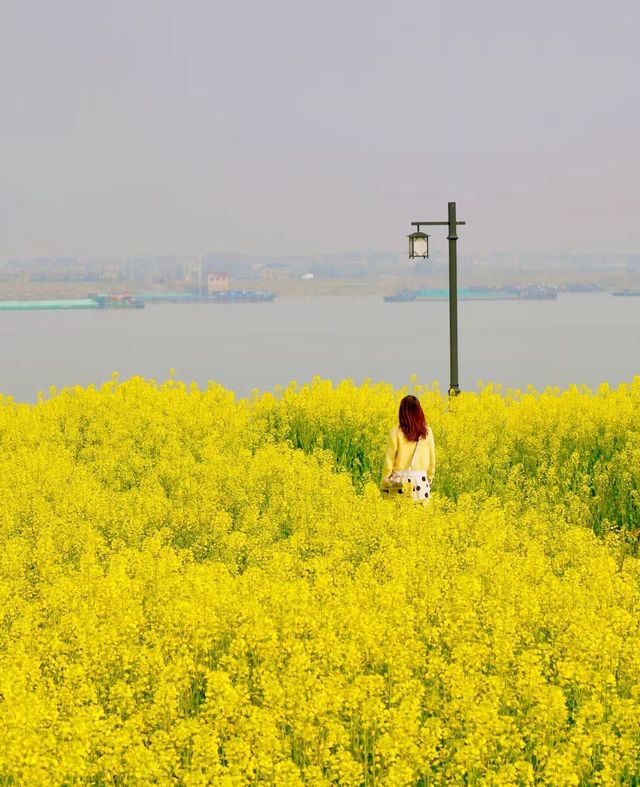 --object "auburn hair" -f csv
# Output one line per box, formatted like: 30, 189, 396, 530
398, 395, 428, 442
